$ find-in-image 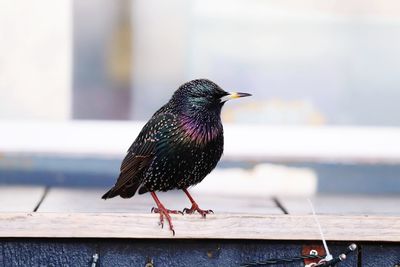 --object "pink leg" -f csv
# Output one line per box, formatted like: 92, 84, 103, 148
182, 189, 214, 218
150, 192, 177, 235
